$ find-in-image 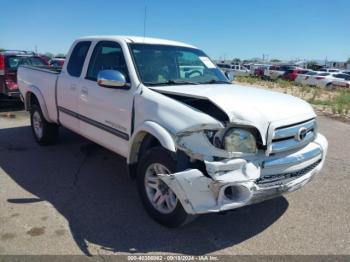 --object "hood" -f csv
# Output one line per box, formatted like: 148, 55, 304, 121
151, 84, 316, 144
